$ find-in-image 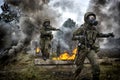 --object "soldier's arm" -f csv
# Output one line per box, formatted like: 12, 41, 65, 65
46, 26, 63, 32
97, 32, 114, 38
49, 26, 60, 31
72, 26, 84, 41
